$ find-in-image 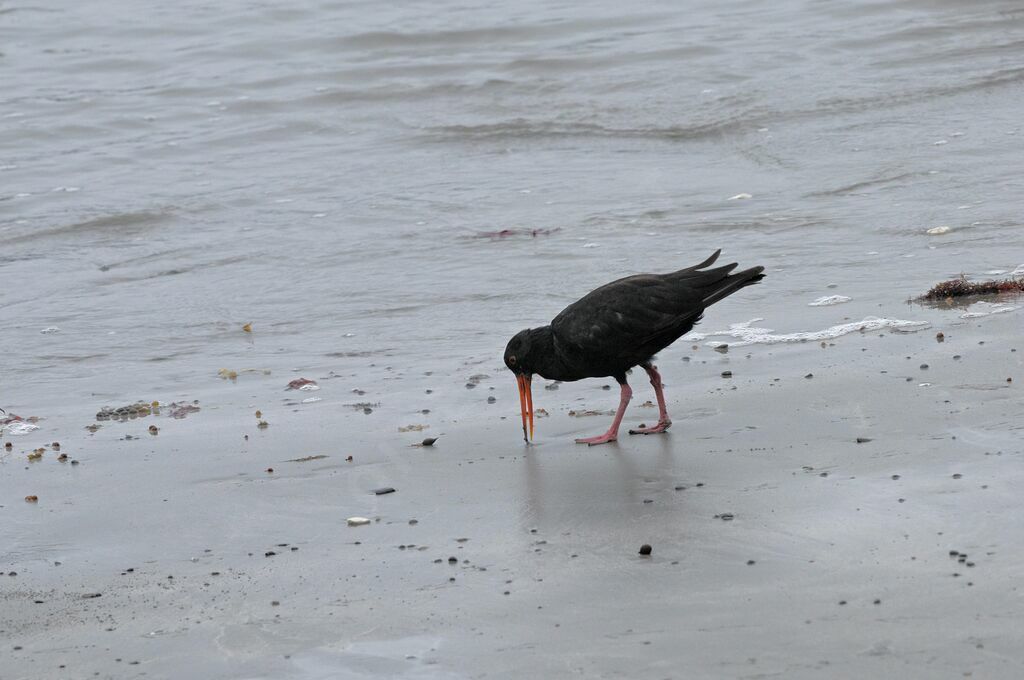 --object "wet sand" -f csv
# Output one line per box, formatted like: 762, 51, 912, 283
2, 307, 1022, 679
